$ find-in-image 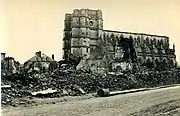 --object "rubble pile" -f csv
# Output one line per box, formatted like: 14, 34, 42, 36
135, 69, 180, 87
1, 74, 33, 106
1, 63, 180, 107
